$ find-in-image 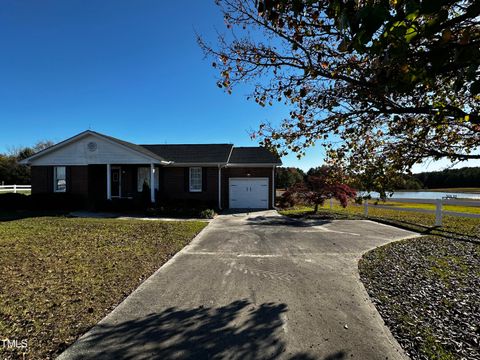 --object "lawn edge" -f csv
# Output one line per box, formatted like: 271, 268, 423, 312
356, 231, 423, 360
56, 220, 211, 360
